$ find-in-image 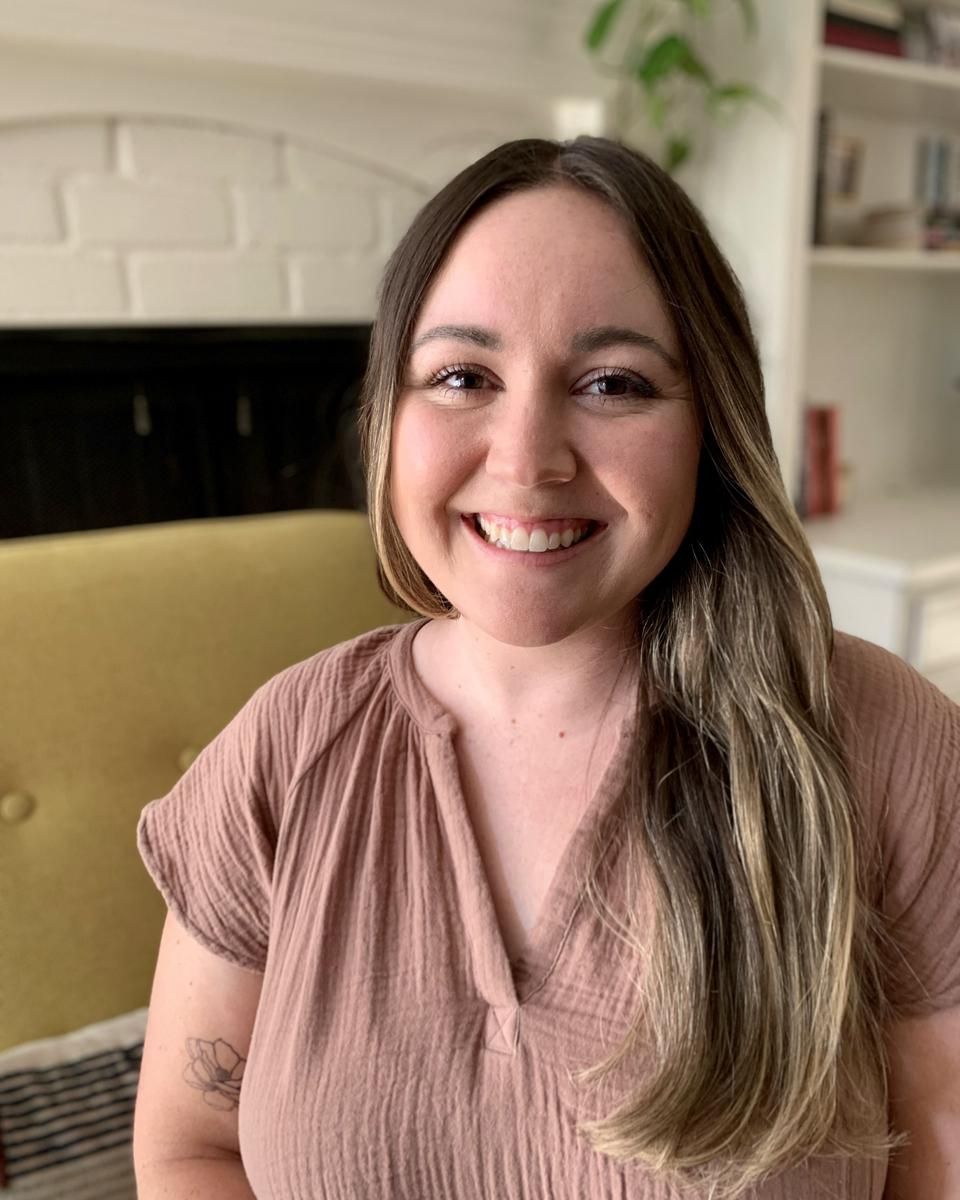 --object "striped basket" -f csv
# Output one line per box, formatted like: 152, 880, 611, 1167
0, 1009, 146, 1198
